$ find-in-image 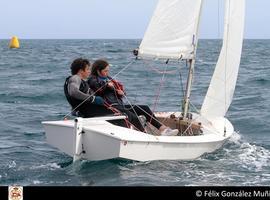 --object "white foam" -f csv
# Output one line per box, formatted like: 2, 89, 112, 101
238, 142, 270, 171
8, 161, 16, 168
229, 131, 241, 144
33, 180, 42, 184
226, 131, 270, 171
30, 163, 61, 170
